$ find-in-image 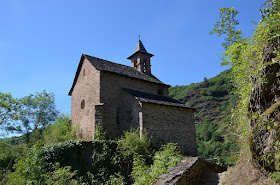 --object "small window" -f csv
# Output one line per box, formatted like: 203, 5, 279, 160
158, 89, 164, 95
83, 68, 85, 76
81, 99, 85, 109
